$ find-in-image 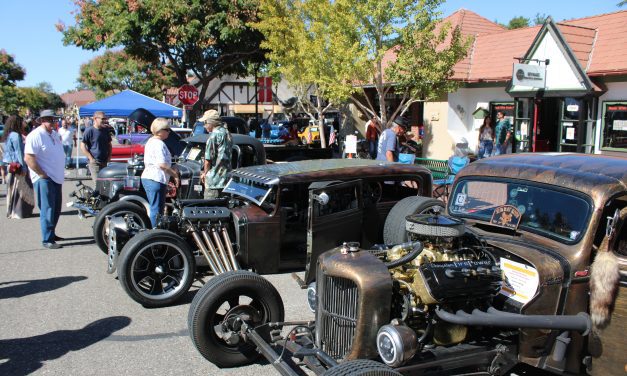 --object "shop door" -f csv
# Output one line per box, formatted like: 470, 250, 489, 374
514, 99, 534, 153
536, 98, 560, 152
